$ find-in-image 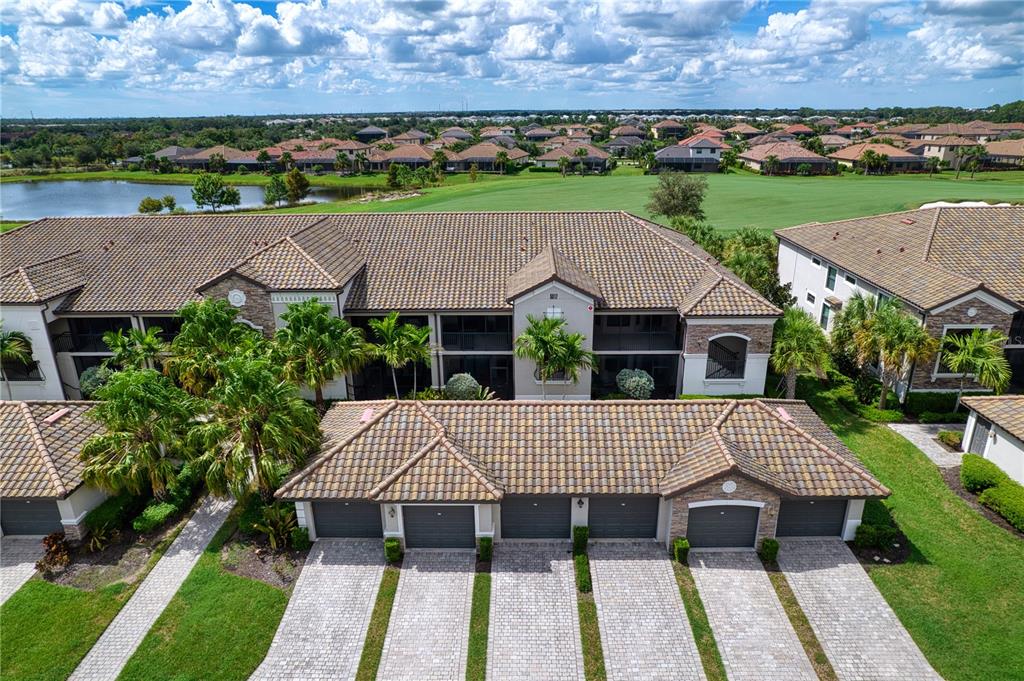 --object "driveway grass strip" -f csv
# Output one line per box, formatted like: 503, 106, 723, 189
802, 382, 1024, 681
355, 564, 400, 681
672, 562, 727, 681
466, 567, 491, 681
762, 562, 838, 681
116, 516, 288, 681
0, 501, 195, 681
573, 552, 606, 681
